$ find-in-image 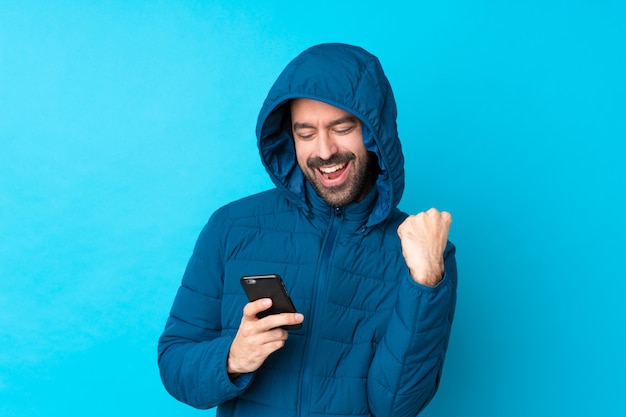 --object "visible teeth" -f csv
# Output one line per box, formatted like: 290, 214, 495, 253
319, 163, 346, 174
